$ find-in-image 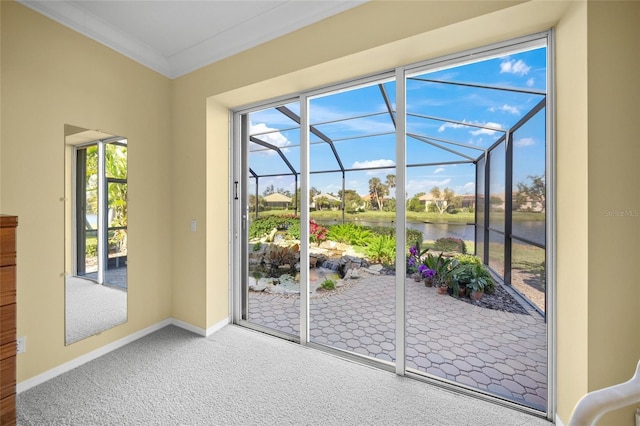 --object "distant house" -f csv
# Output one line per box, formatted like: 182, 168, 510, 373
263, 192, 291, 209
312, 193, 341, 210
460, 194, 476, 209
419, 193, 476, 211
418, 193, 447, 212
